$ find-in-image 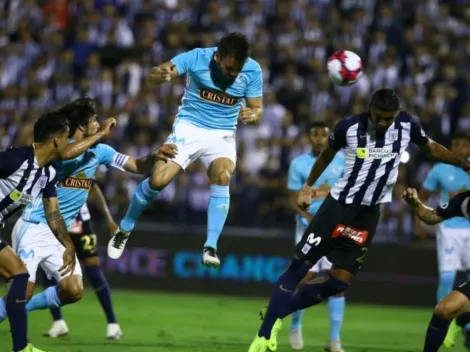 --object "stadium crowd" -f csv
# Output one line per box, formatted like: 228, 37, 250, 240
0, 0, 469, 240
